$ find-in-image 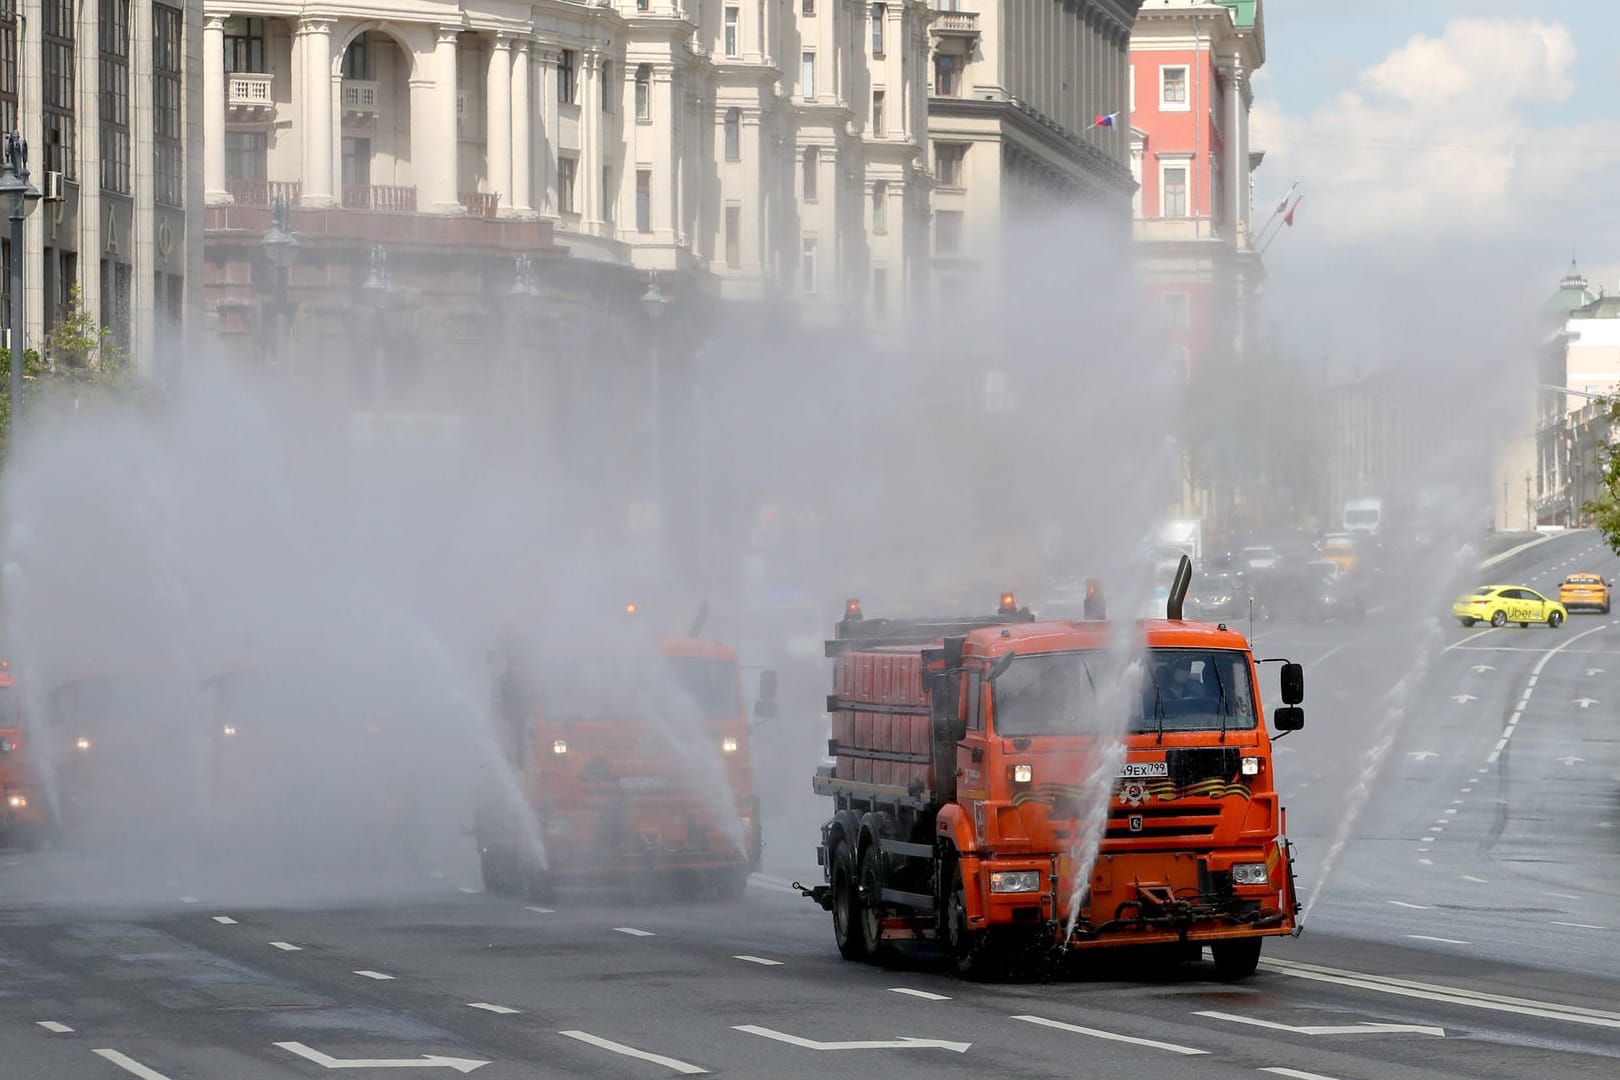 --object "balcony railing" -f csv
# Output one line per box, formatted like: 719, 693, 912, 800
226, 72, 275, 112
344, 185, 417, 212
342, 79, 380, 116
225, 179, 302, 208
934, 11, 979, 35
461, 191, 501, 218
